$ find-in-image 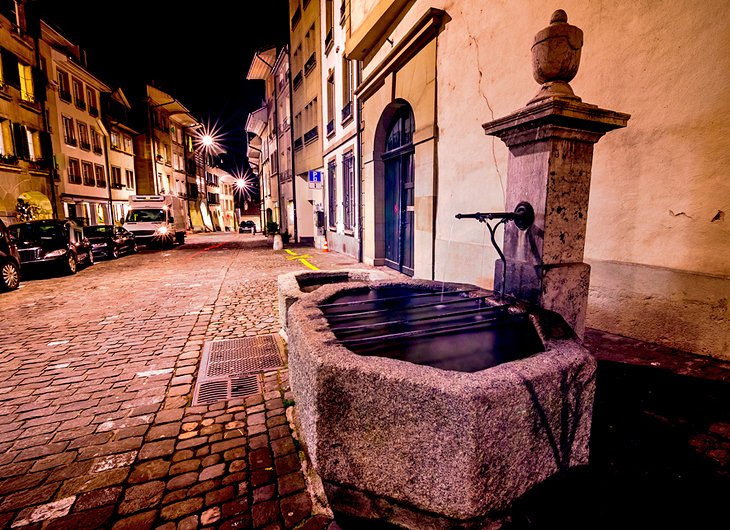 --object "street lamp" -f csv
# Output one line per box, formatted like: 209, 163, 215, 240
193, 124, 222, 231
